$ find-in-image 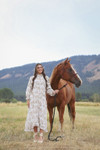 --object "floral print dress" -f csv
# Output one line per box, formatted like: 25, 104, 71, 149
24, 74, 55, 132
